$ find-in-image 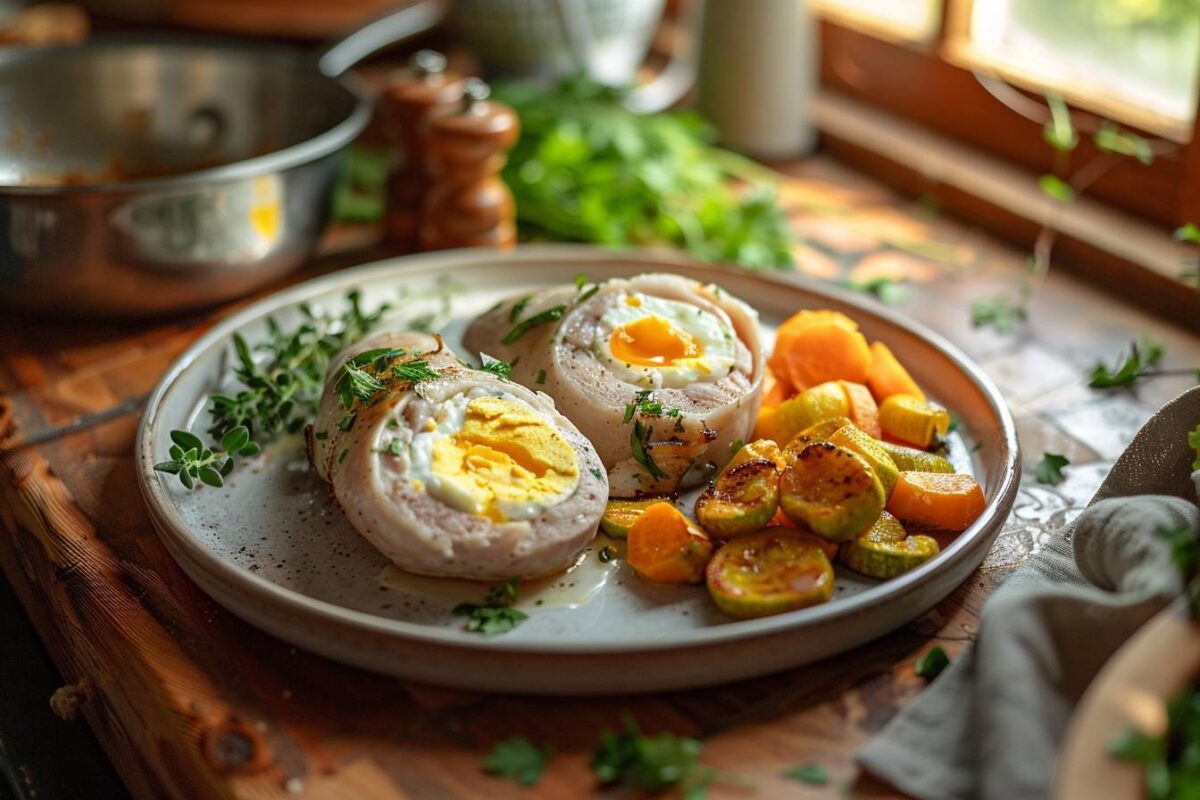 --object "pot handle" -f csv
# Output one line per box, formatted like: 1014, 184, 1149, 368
316, 0, 448, 78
